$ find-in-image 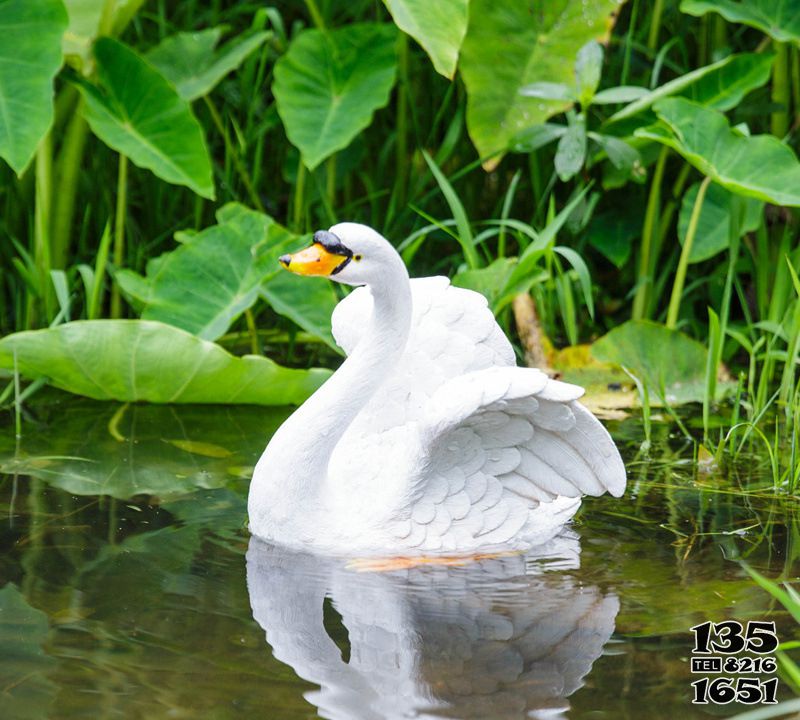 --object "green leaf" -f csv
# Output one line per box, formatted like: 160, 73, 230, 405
459, 0, 621, 169
0, 584, 56, 720
452, 258, 517, 308
591, 320, 716, 404
146, 27, 270, 101
261, 272, 340, 352
575, 40, 604, 107
683, 53, 774, 110
554, 118, 587, 181
510, 122, 567, 153
636, 98, 800, 206
590, 133, 640, 171
116, 204, 293, 341
677, 182, 763, 263
587, 208, 640, 268
0, 0, 67, 175
77, 37, 214, 198
0, 320, 330, 404
382, 0, 467, 78
0, 401, 288, 499
680, 0, 800, 44
607, 54, 774, 123
592, 85, 649, 104
519, 82, 576, 102
273, 23, 398, 170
